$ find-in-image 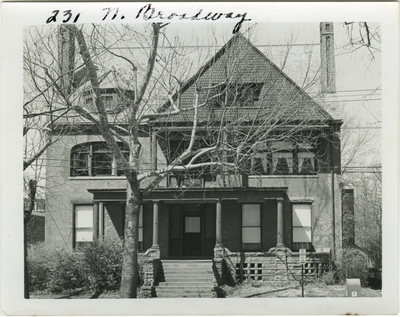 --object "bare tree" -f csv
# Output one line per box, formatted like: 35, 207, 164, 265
347, 167, 382, 270
24, 23, 337, 298
342, 22, 381, 62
